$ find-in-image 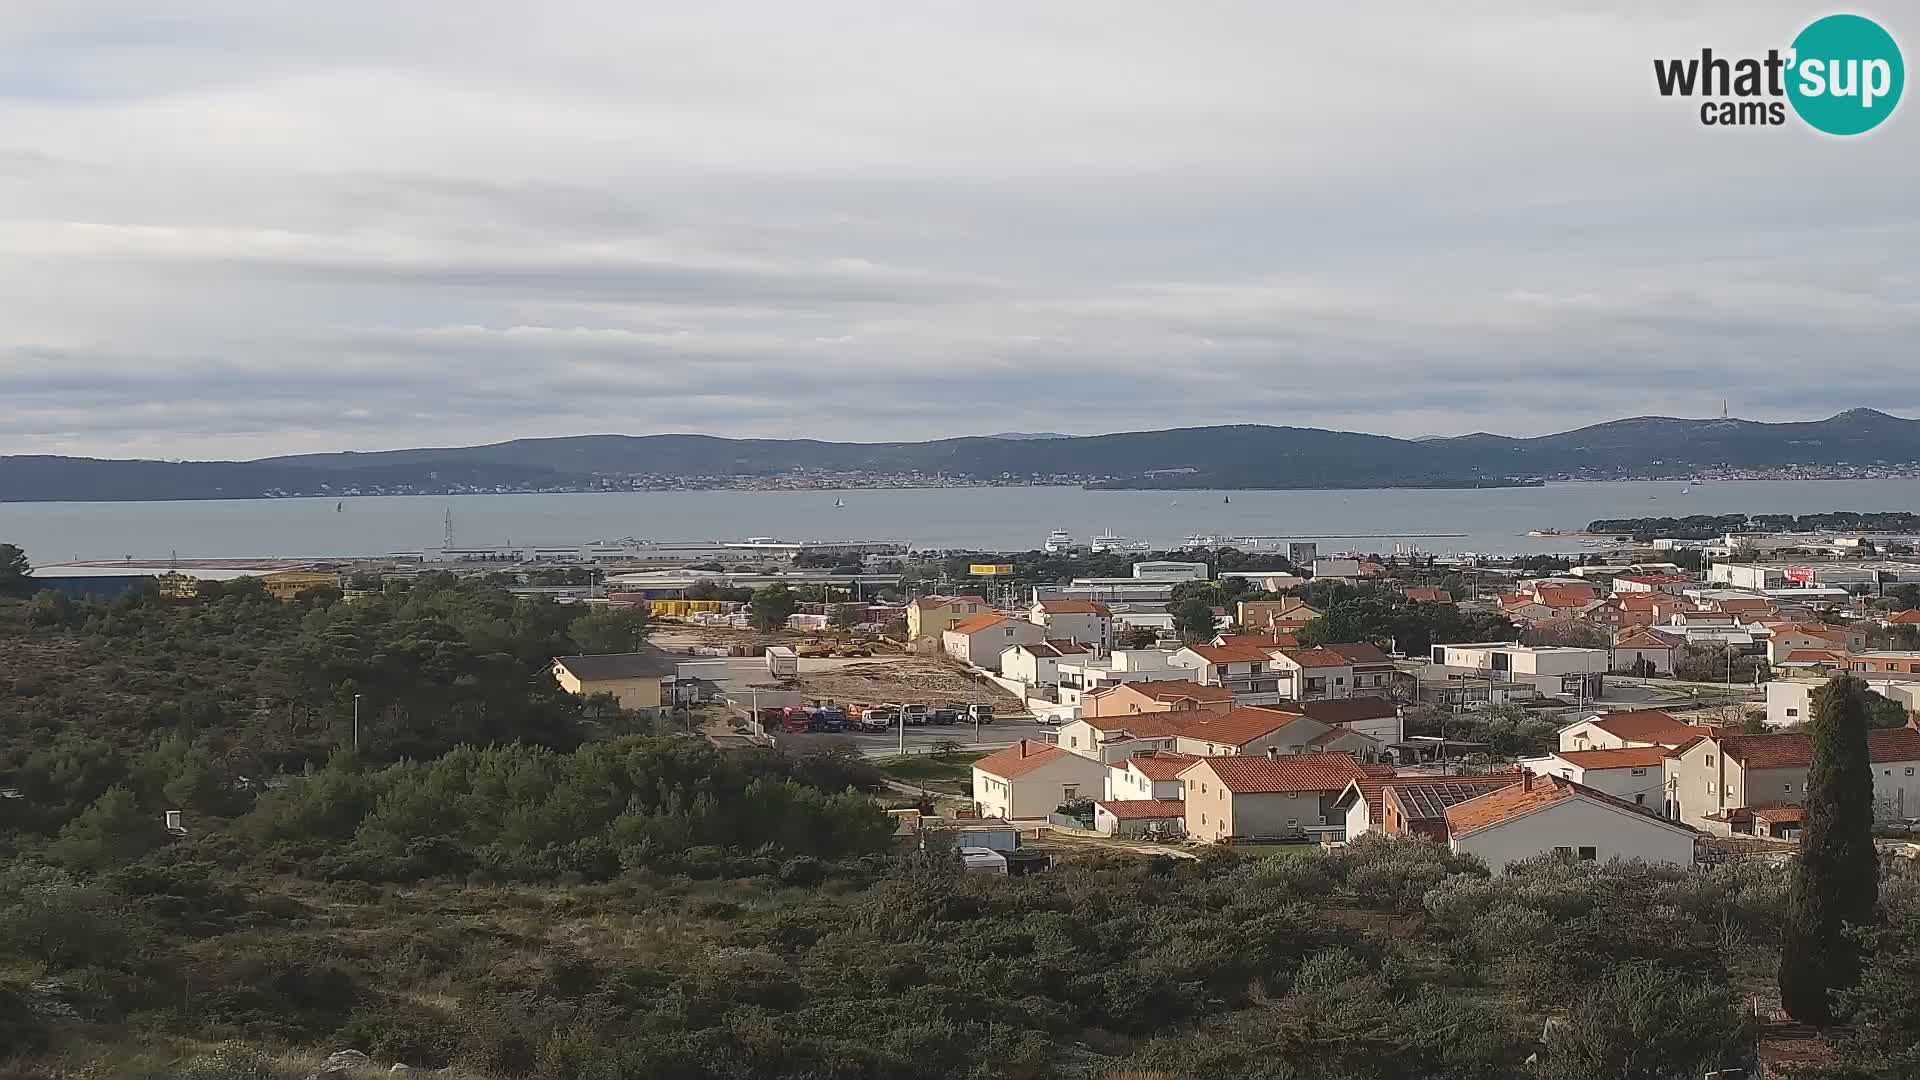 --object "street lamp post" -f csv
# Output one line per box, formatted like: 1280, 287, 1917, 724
352, 693, 362, 753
